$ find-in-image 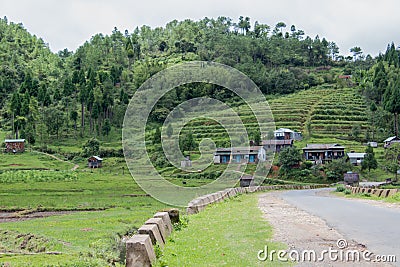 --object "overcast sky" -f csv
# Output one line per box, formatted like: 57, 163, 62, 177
1, 0, 399, 56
